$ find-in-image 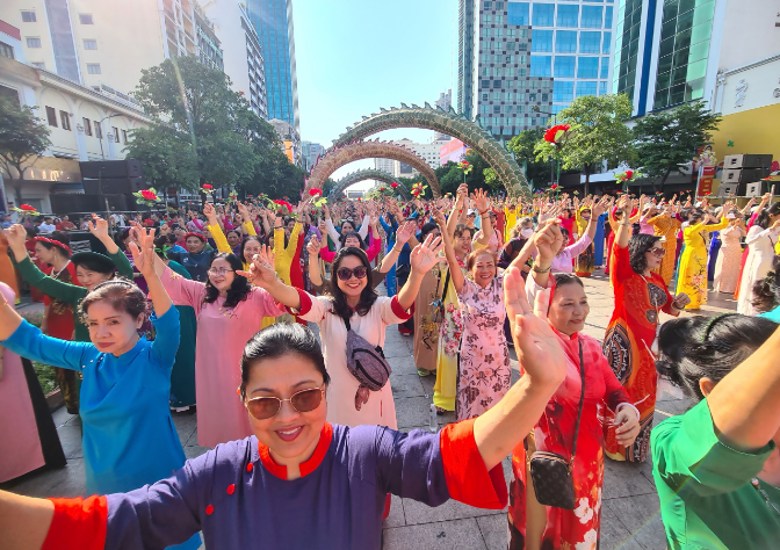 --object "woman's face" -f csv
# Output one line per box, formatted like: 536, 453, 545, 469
471, 252, 496, 288
340, 222, 354, 235
185, 236, 205, 254
455, 230, 472, 256
227, 231, 242, 248
548, 283, 589, 336
174, 228, 186, 240
243, 238, 262, 264
85, 299, 143, 356
75, 266, 111, 291
208, 257, 235, 293
335, 254, 368, 298
644, 242, 665, 271
244, 353, 327, 466
343, 235, 361, 248
34, 243, 54, 264
159, 223, 171, 235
